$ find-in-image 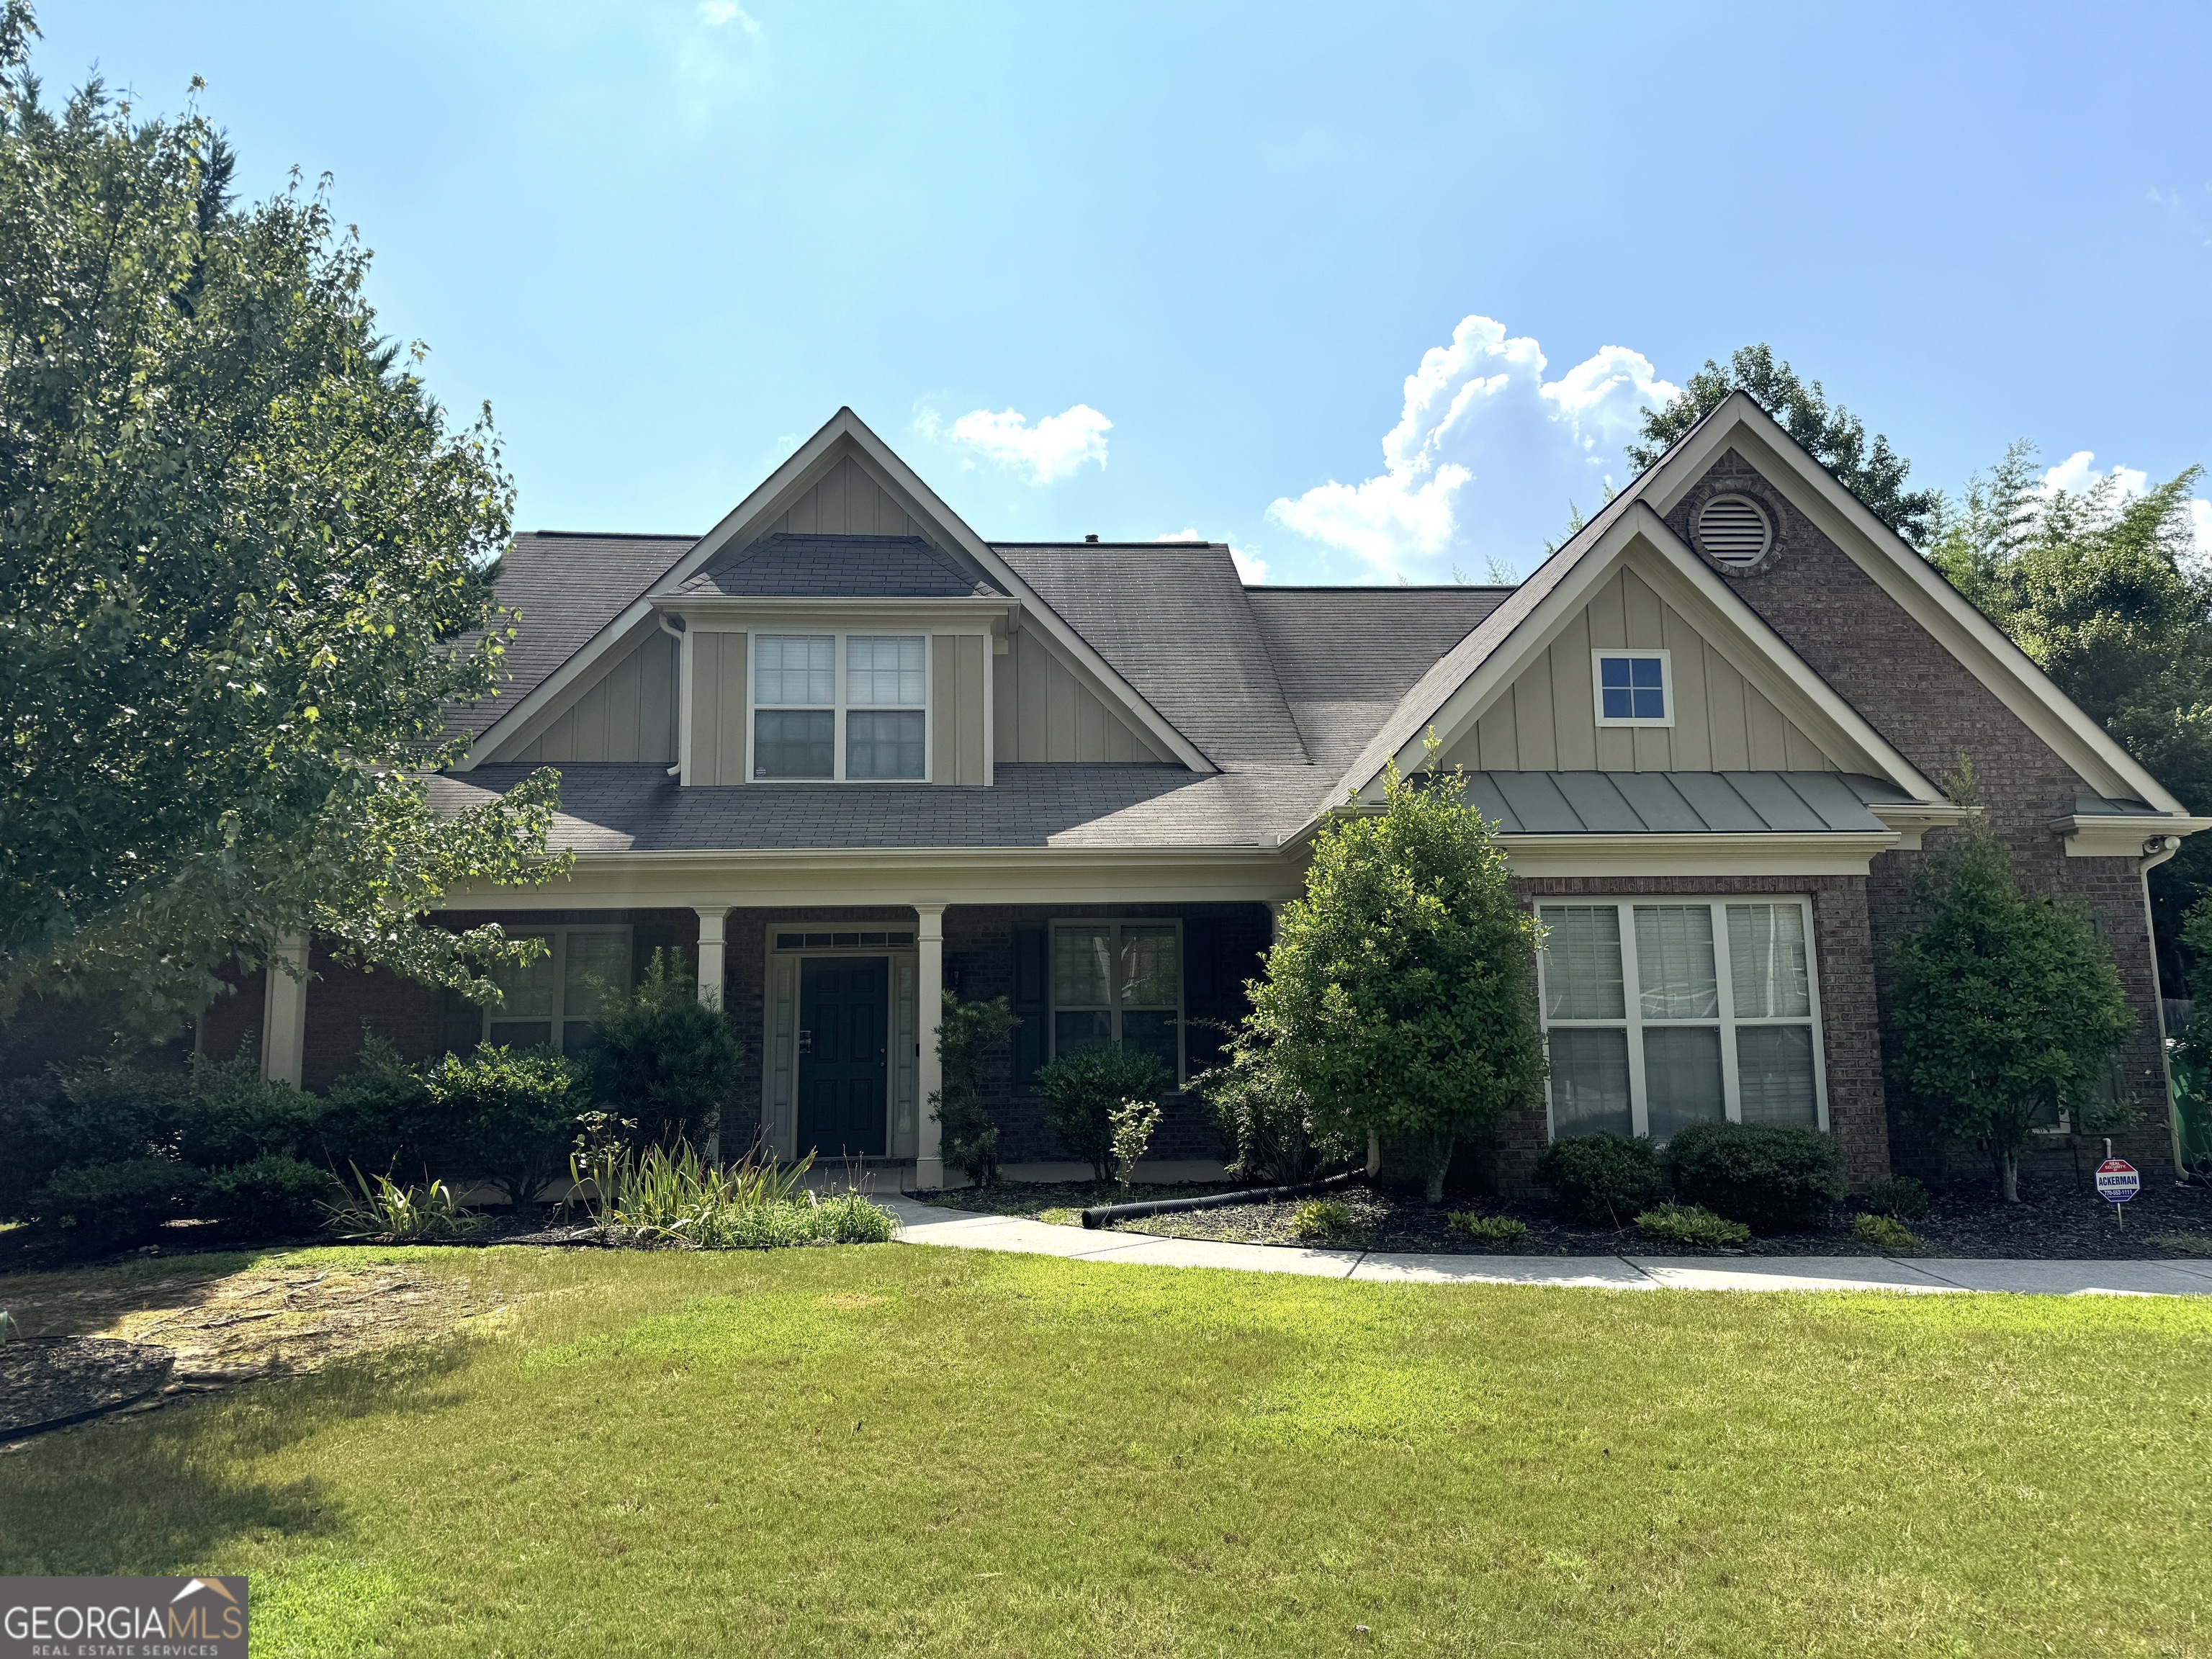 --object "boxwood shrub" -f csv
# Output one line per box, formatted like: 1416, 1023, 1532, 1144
1534, 1133, 1660, 1226
1664, 1120, 1843, 1232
